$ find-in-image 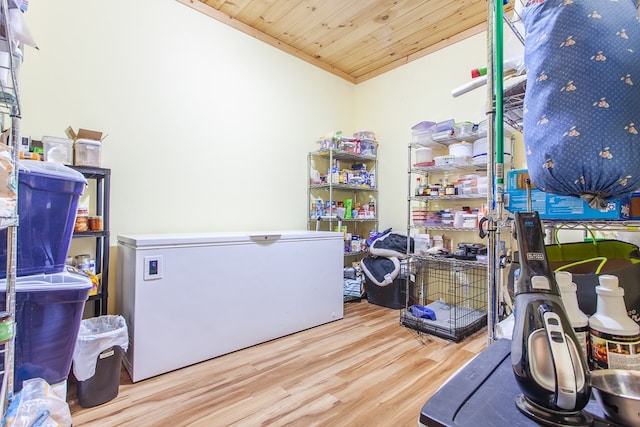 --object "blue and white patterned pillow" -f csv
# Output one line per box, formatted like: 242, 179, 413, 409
522, 0, 640, 208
